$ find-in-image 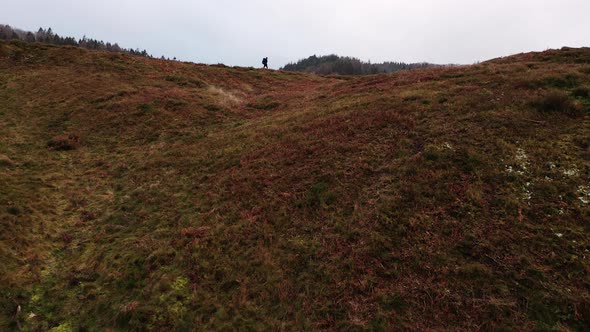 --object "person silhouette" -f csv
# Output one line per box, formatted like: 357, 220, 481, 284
262, 57, 268, 69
